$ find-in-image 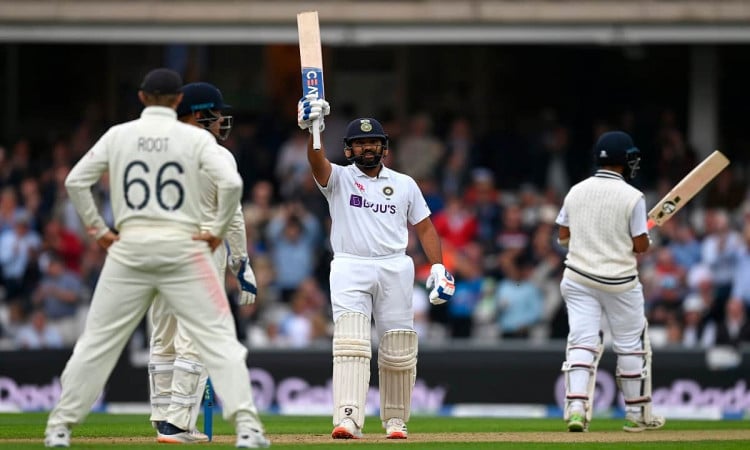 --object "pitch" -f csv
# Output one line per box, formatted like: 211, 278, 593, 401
3, 413, 749, 449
